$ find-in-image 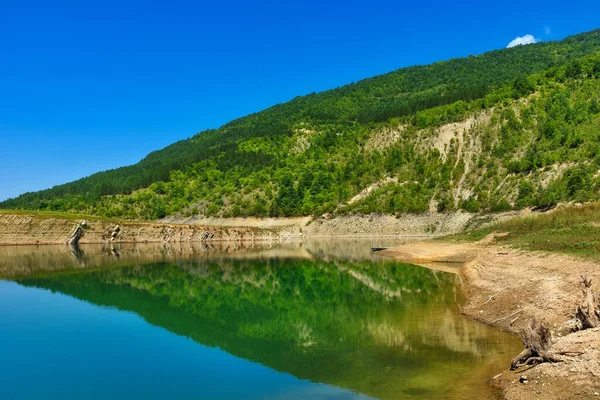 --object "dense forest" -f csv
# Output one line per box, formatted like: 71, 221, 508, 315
3, 29, 600, 219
